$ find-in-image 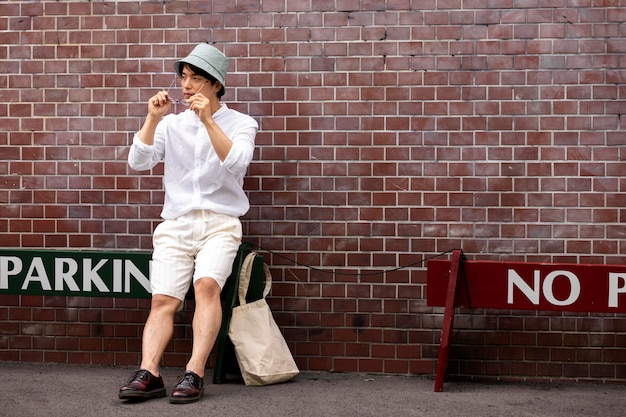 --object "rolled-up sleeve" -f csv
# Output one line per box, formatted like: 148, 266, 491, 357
128, 134, 155, 171
128, 115, 172, 172
221, 119, 258, 177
